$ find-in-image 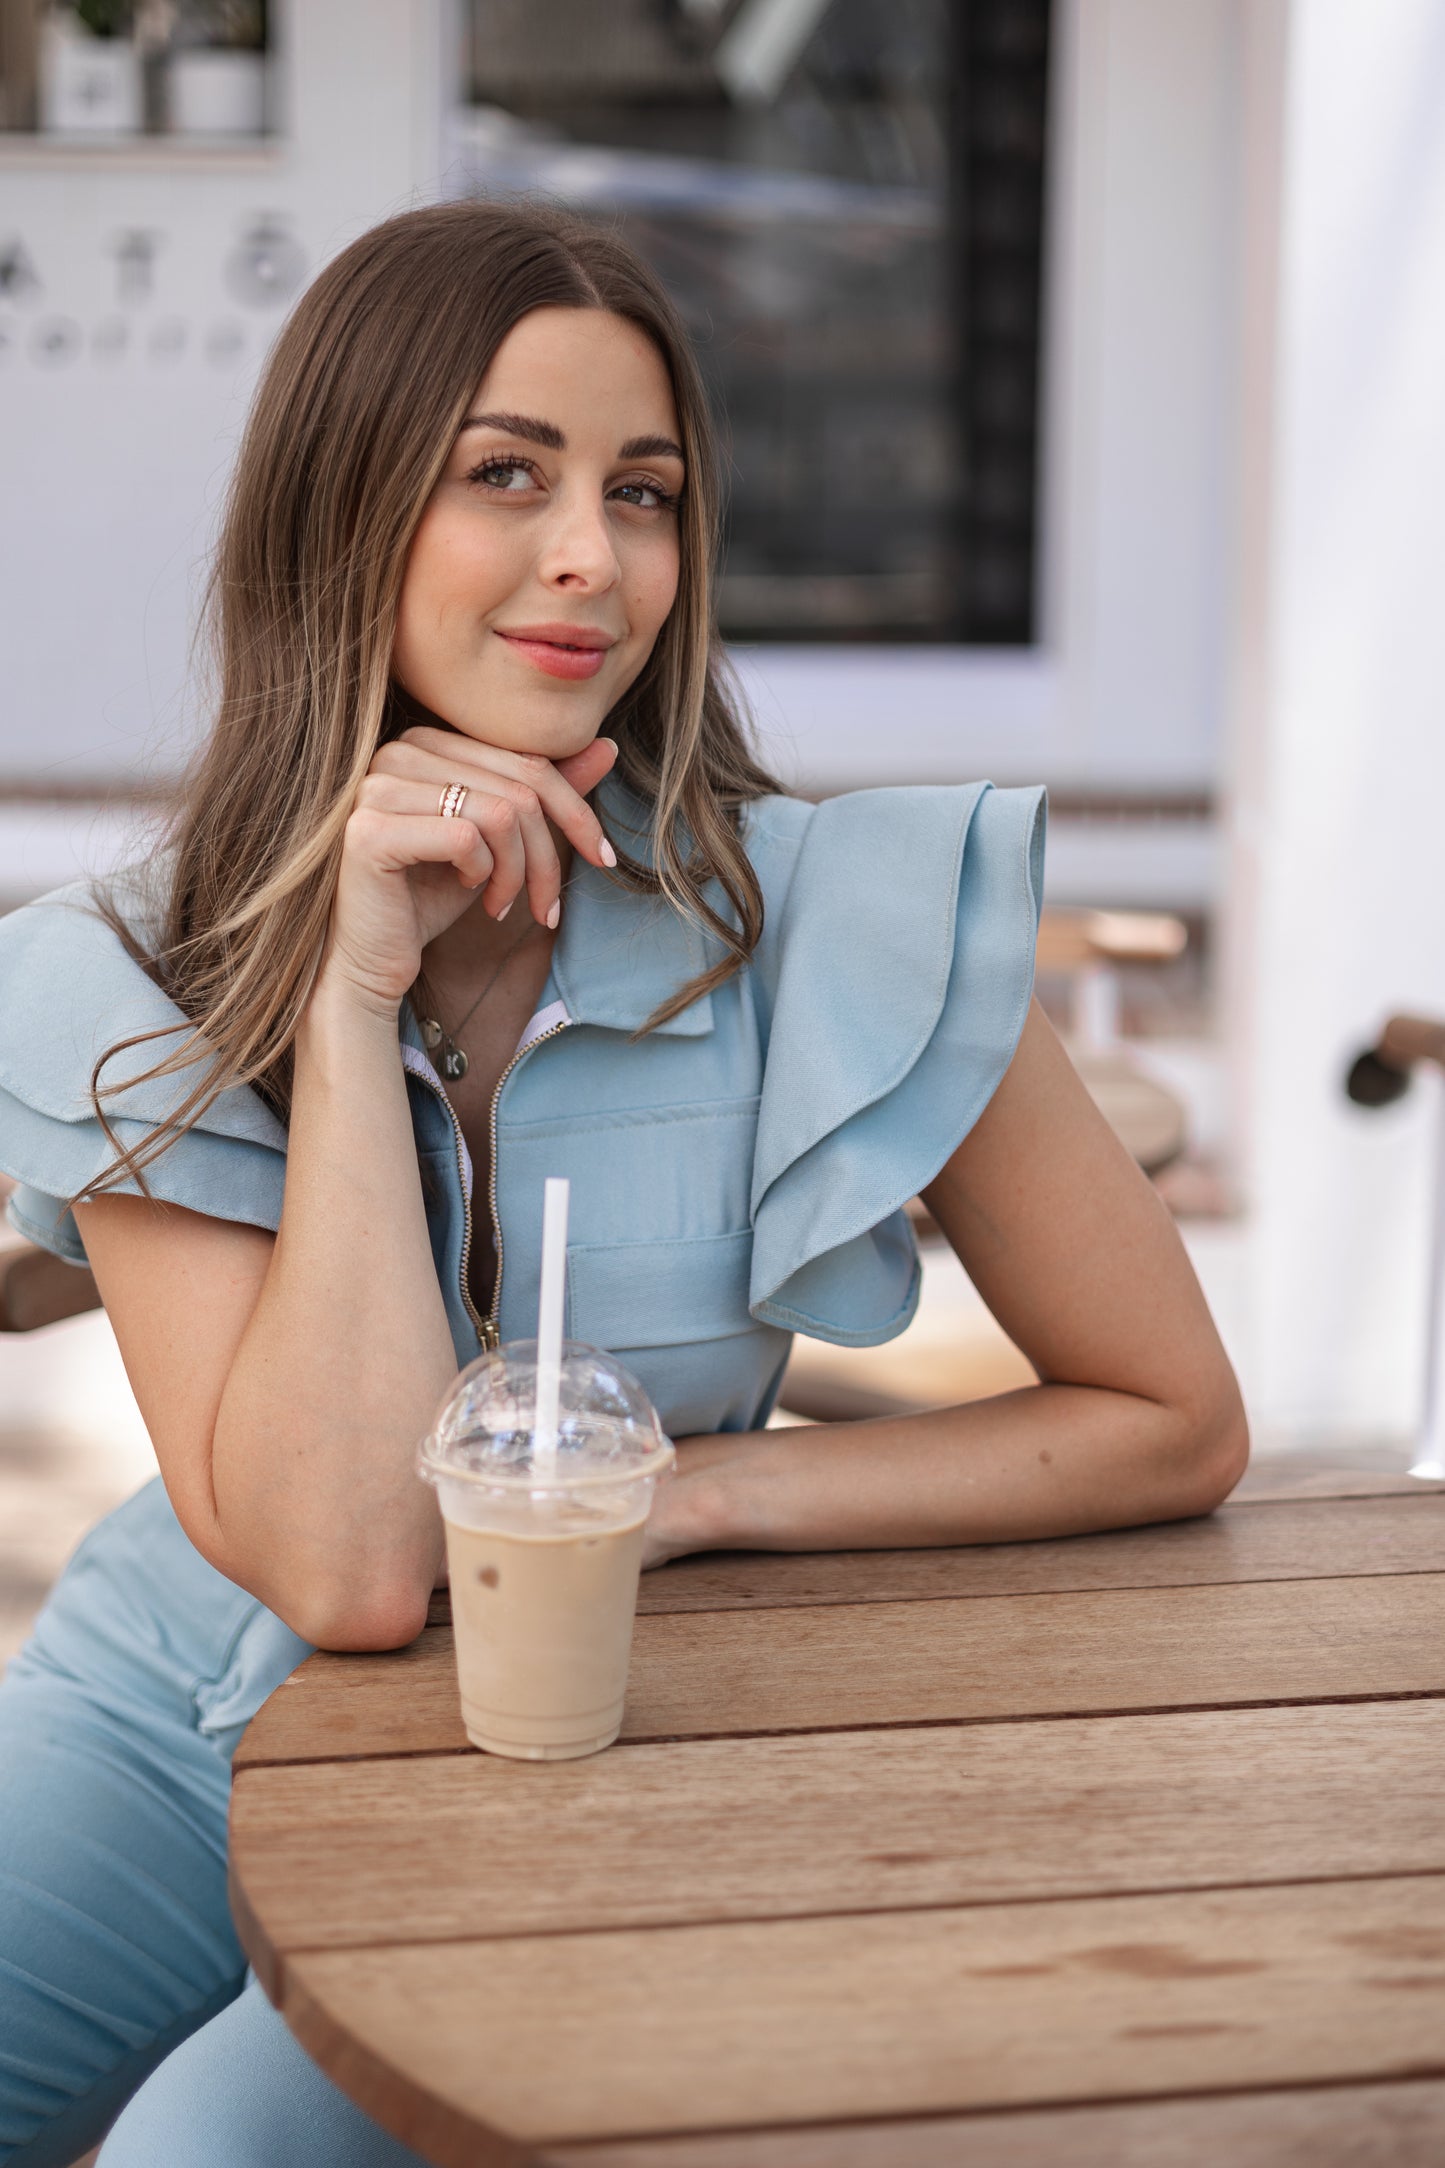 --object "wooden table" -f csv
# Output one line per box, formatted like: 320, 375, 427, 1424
231, 1461, 1445, 2167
